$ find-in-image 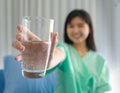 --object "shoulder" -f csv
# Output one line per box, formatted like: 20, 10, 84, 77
90, 50, 106, 63
89, 51, 107, 72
